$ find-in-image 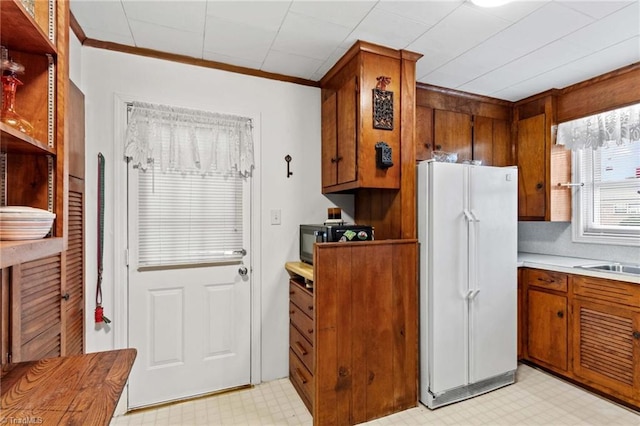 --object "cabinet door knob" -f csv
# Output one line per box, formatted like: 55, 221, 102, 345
536, 182, 544, 190
425, 143, 431, 149
331, 157, 337, 163
633, 331, 640, 339
557, 311, 564, 318
61, 293, 70, 301
435, 144, 442, 150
